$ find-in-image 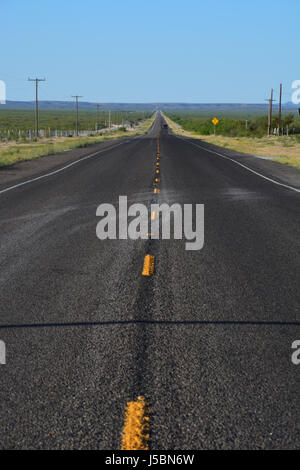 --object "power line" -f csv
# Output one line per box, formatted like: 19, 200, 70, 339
28, 77, 46, 138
